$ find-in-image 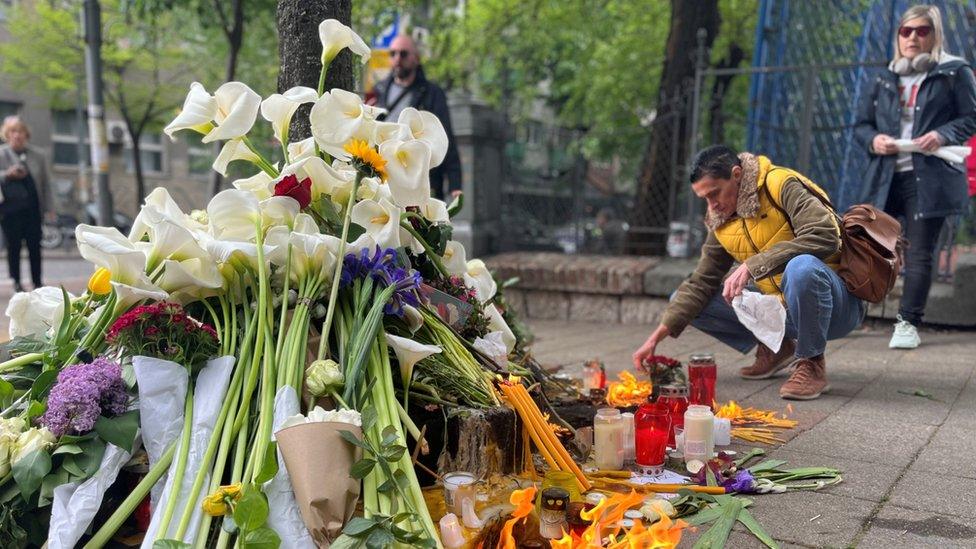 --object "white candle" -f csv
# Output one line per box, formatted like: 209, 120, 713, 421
439, 514, 466, 548
593, 408, 625, 470
683, 405, 714, 464
621, 412, 636, 462
713, 417, 731, 446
